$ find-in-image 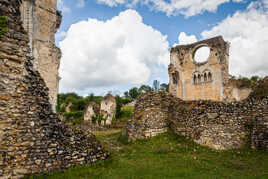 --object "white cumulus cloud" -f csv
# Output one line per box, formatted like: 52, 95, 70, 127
178, 32, 197, 45
59, 9, 169, 92
96, 0, 245, 17
202, 0, 268, 77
